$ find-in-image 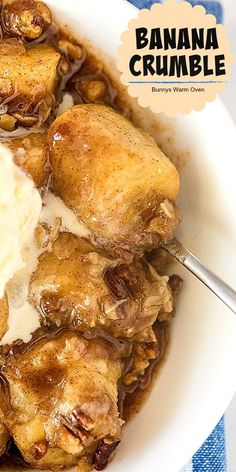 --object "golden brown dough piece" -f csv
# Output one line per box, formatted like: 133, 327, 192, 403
1, 0, 52, 41
3, 131, 49, 188
0, 331, 122, 469
0, 40, 60, 128
48, 104, 180, 260
0, 296, 8, 341
29, 233, 173, 341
